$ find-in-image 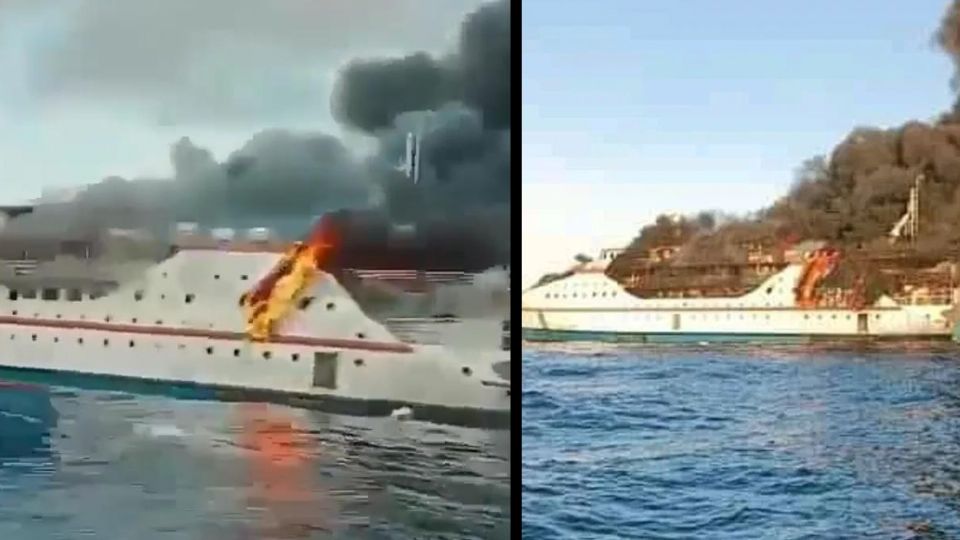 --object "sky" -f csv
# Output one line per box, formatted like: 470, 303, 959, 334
0, 0, 483, 202
522, 0, 959, 288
